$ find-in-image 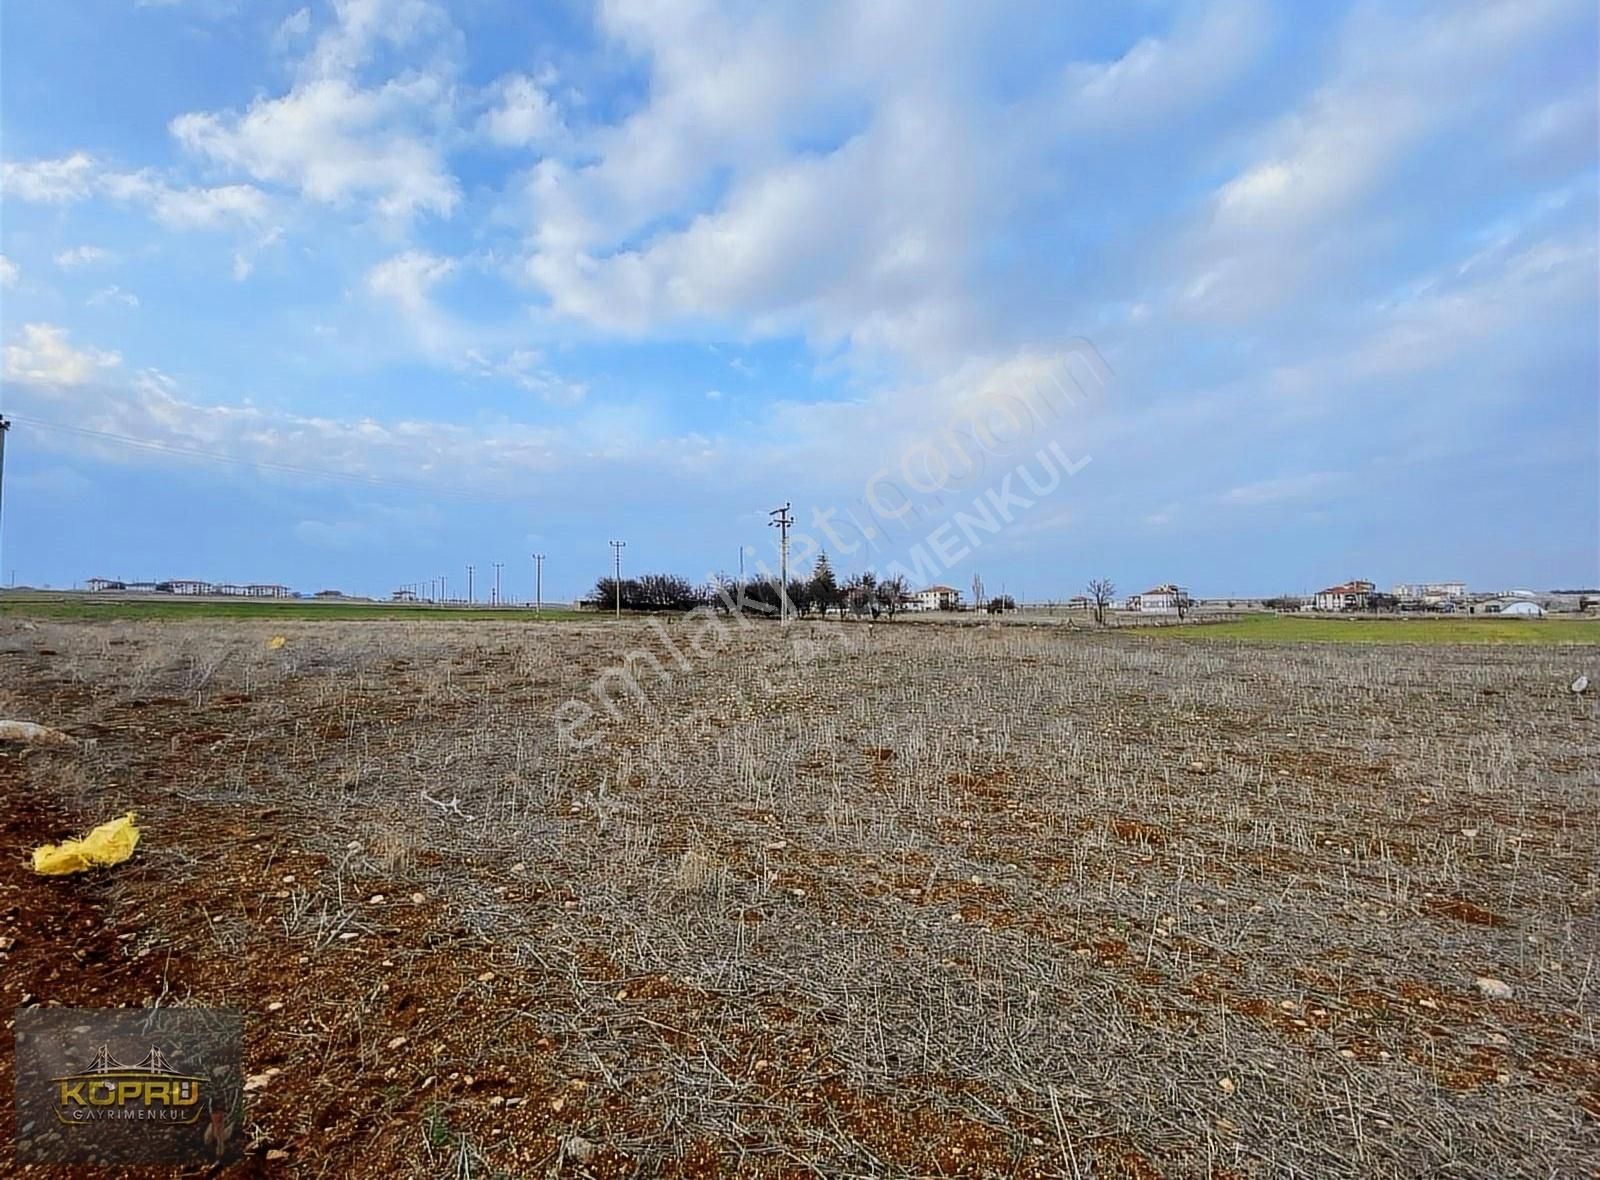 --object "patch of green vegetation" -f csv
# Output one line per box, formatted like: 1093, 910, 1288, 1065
1132, 613, 1600, 645
0, 594, 591, 623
